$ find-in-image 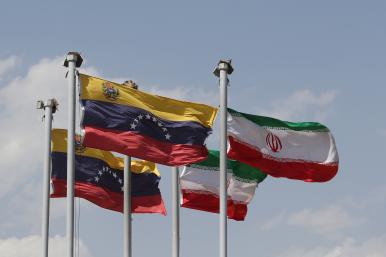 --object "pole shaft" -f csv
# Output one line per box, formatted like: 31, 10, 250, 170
124, 156, 132, 257
66, 56, 77, 257
41, 101, 53, 257
219, 64, 229, 257
172, 167, 180, 257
